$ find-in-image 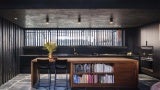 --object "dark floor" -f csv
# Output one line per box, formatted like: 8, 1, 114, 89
0, 74, 159, 90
